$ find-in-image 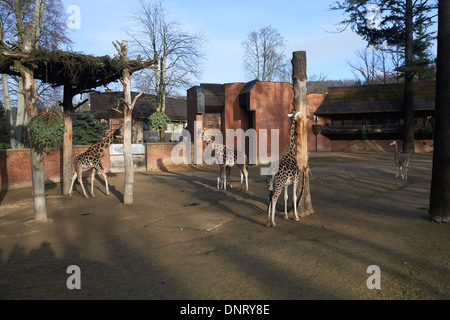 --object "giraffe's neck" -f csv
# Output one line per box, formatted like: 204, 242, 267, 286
287, 117, 297, 155
87, 134, 115, 154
